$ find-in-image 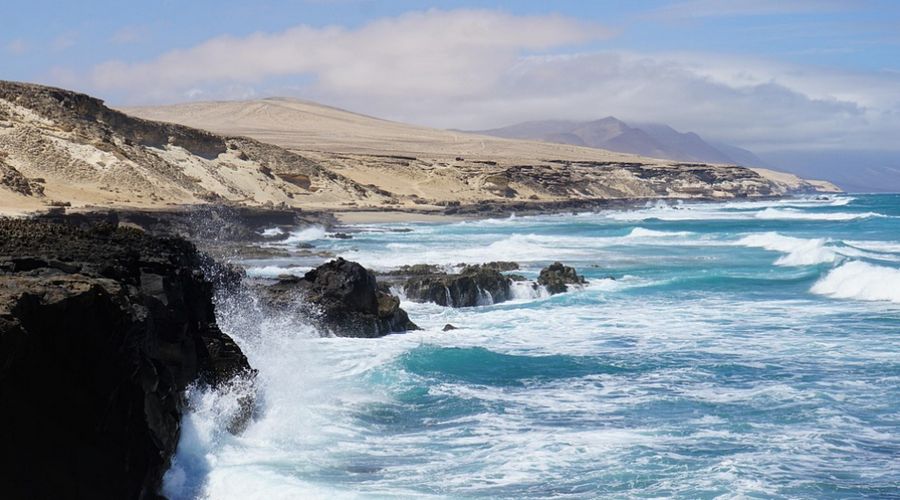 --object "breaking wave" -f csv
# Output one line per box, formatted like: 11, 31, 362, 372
284, 226, 327, 244
811, 261, 900, 304
754, 208, 883, 221
736, 232, 838, 266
